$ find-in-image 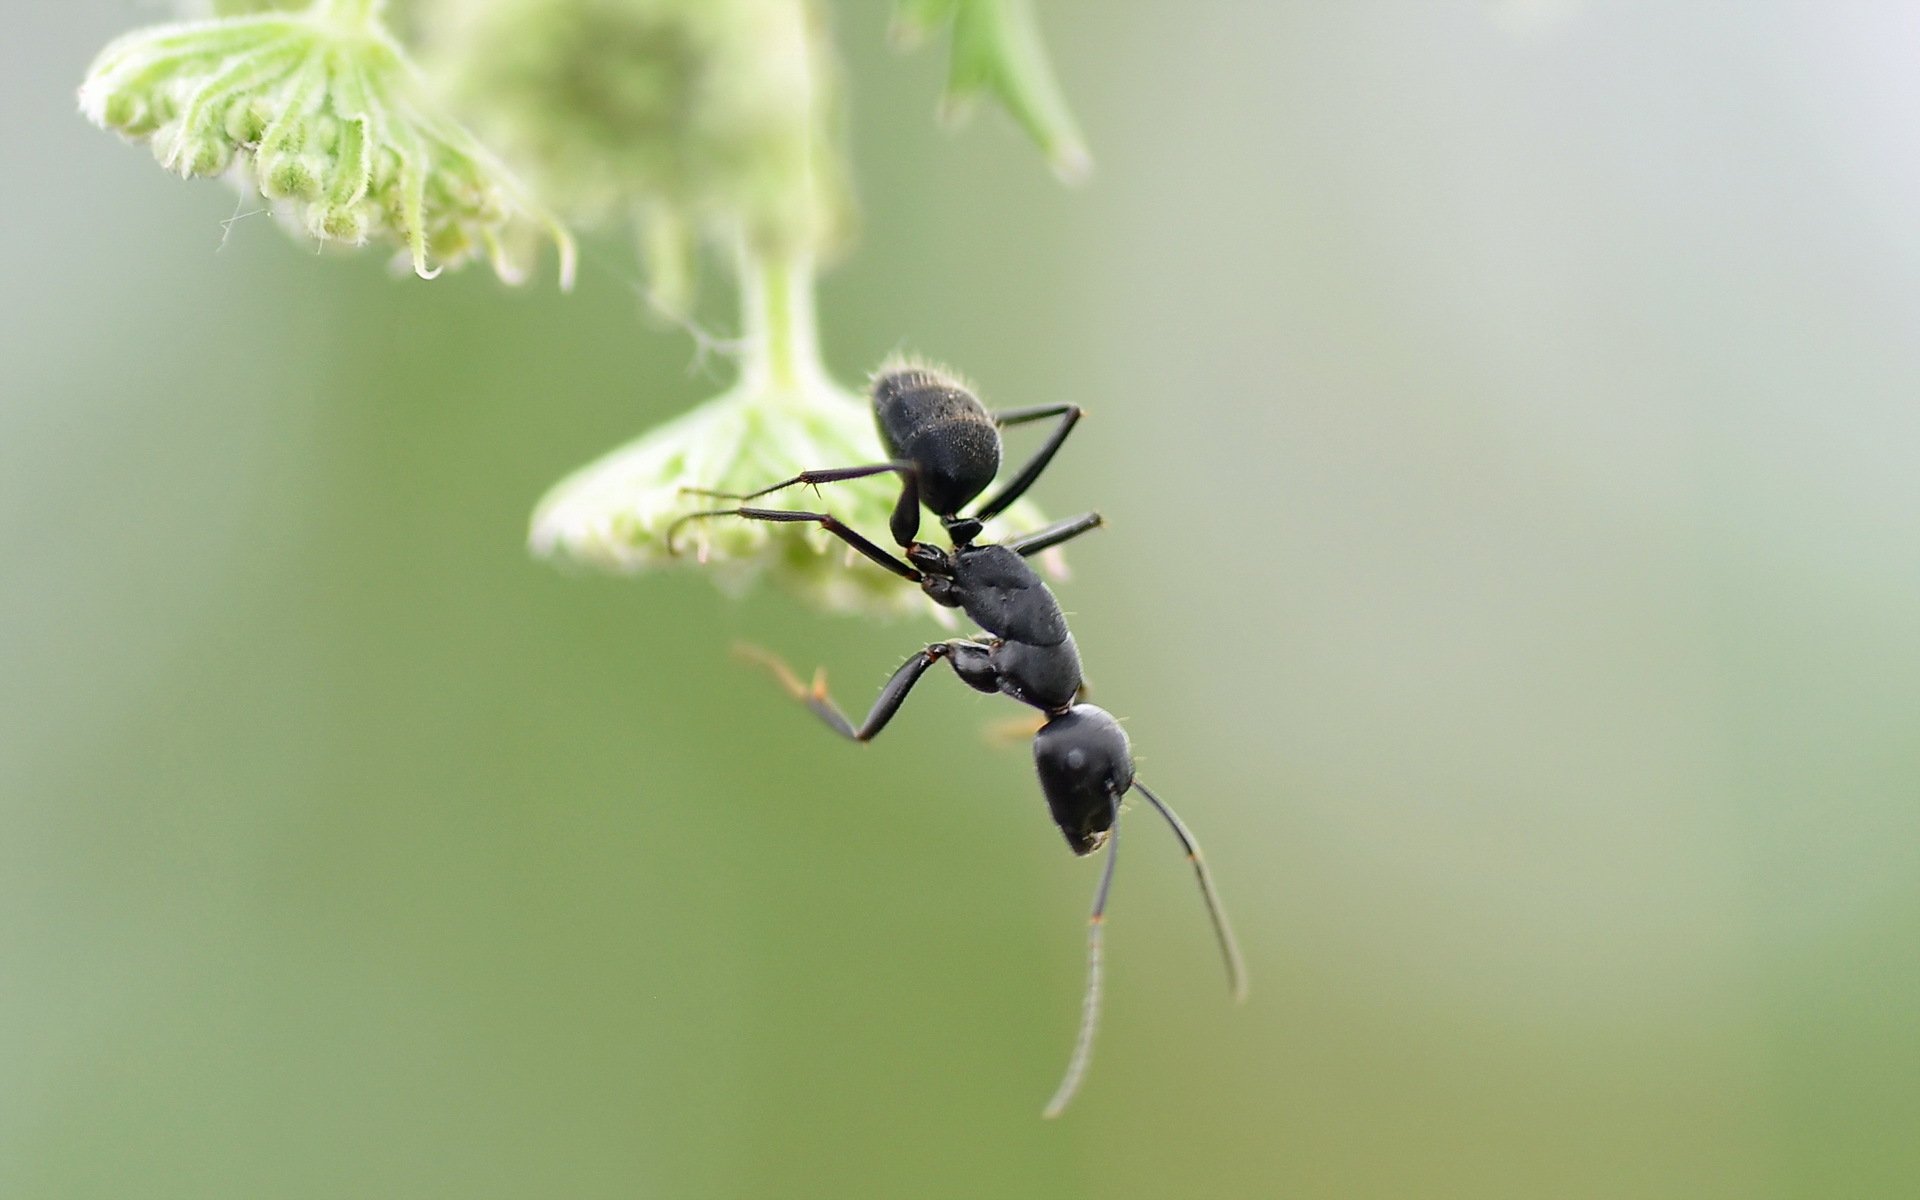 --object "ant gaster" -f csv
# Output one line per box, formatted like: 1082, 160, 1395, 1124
667, 361, 1247, 1117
